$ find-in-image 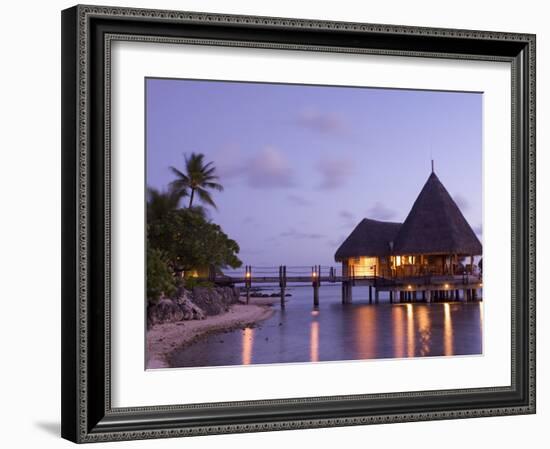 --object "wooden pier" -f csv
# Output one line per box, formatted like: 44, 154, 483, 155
201, 265, 483, 307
